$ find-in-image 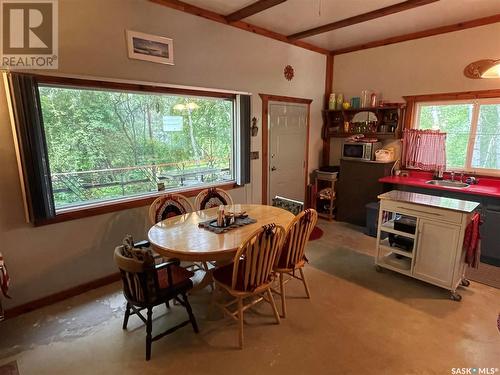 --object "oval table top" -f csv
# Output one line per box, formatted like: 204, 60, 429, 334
148, 204, 295, 262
